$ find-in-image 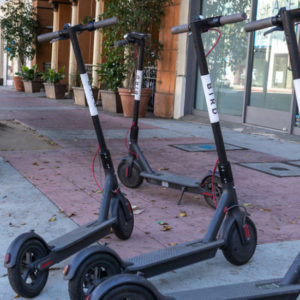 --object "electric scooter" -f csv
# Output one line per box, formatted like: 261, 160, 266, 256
64, 12, 258, 300
116, 33, 222, 208
4, 17, 135, 298
88, 6, 300, 300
